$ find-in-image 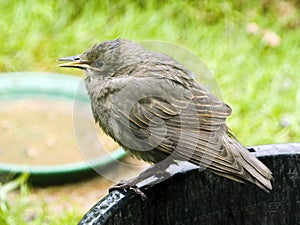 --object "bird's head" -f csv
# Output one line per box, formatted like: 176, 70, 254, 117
58, 39, 142, 77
